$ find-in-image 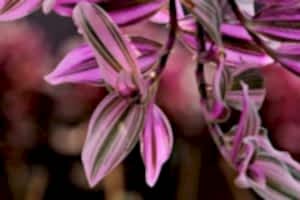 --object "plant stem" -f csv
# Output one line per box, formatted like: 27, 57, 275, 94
196, 23, 208, 100
152, 0, 178, 80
